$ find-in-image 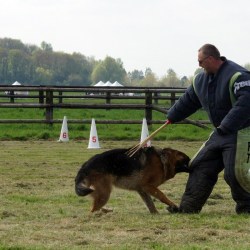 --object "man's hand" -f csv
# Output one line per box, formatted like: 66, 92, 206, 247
216, 127, 225, 135
216, 126, 229, 135
166, 119, 172, 125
